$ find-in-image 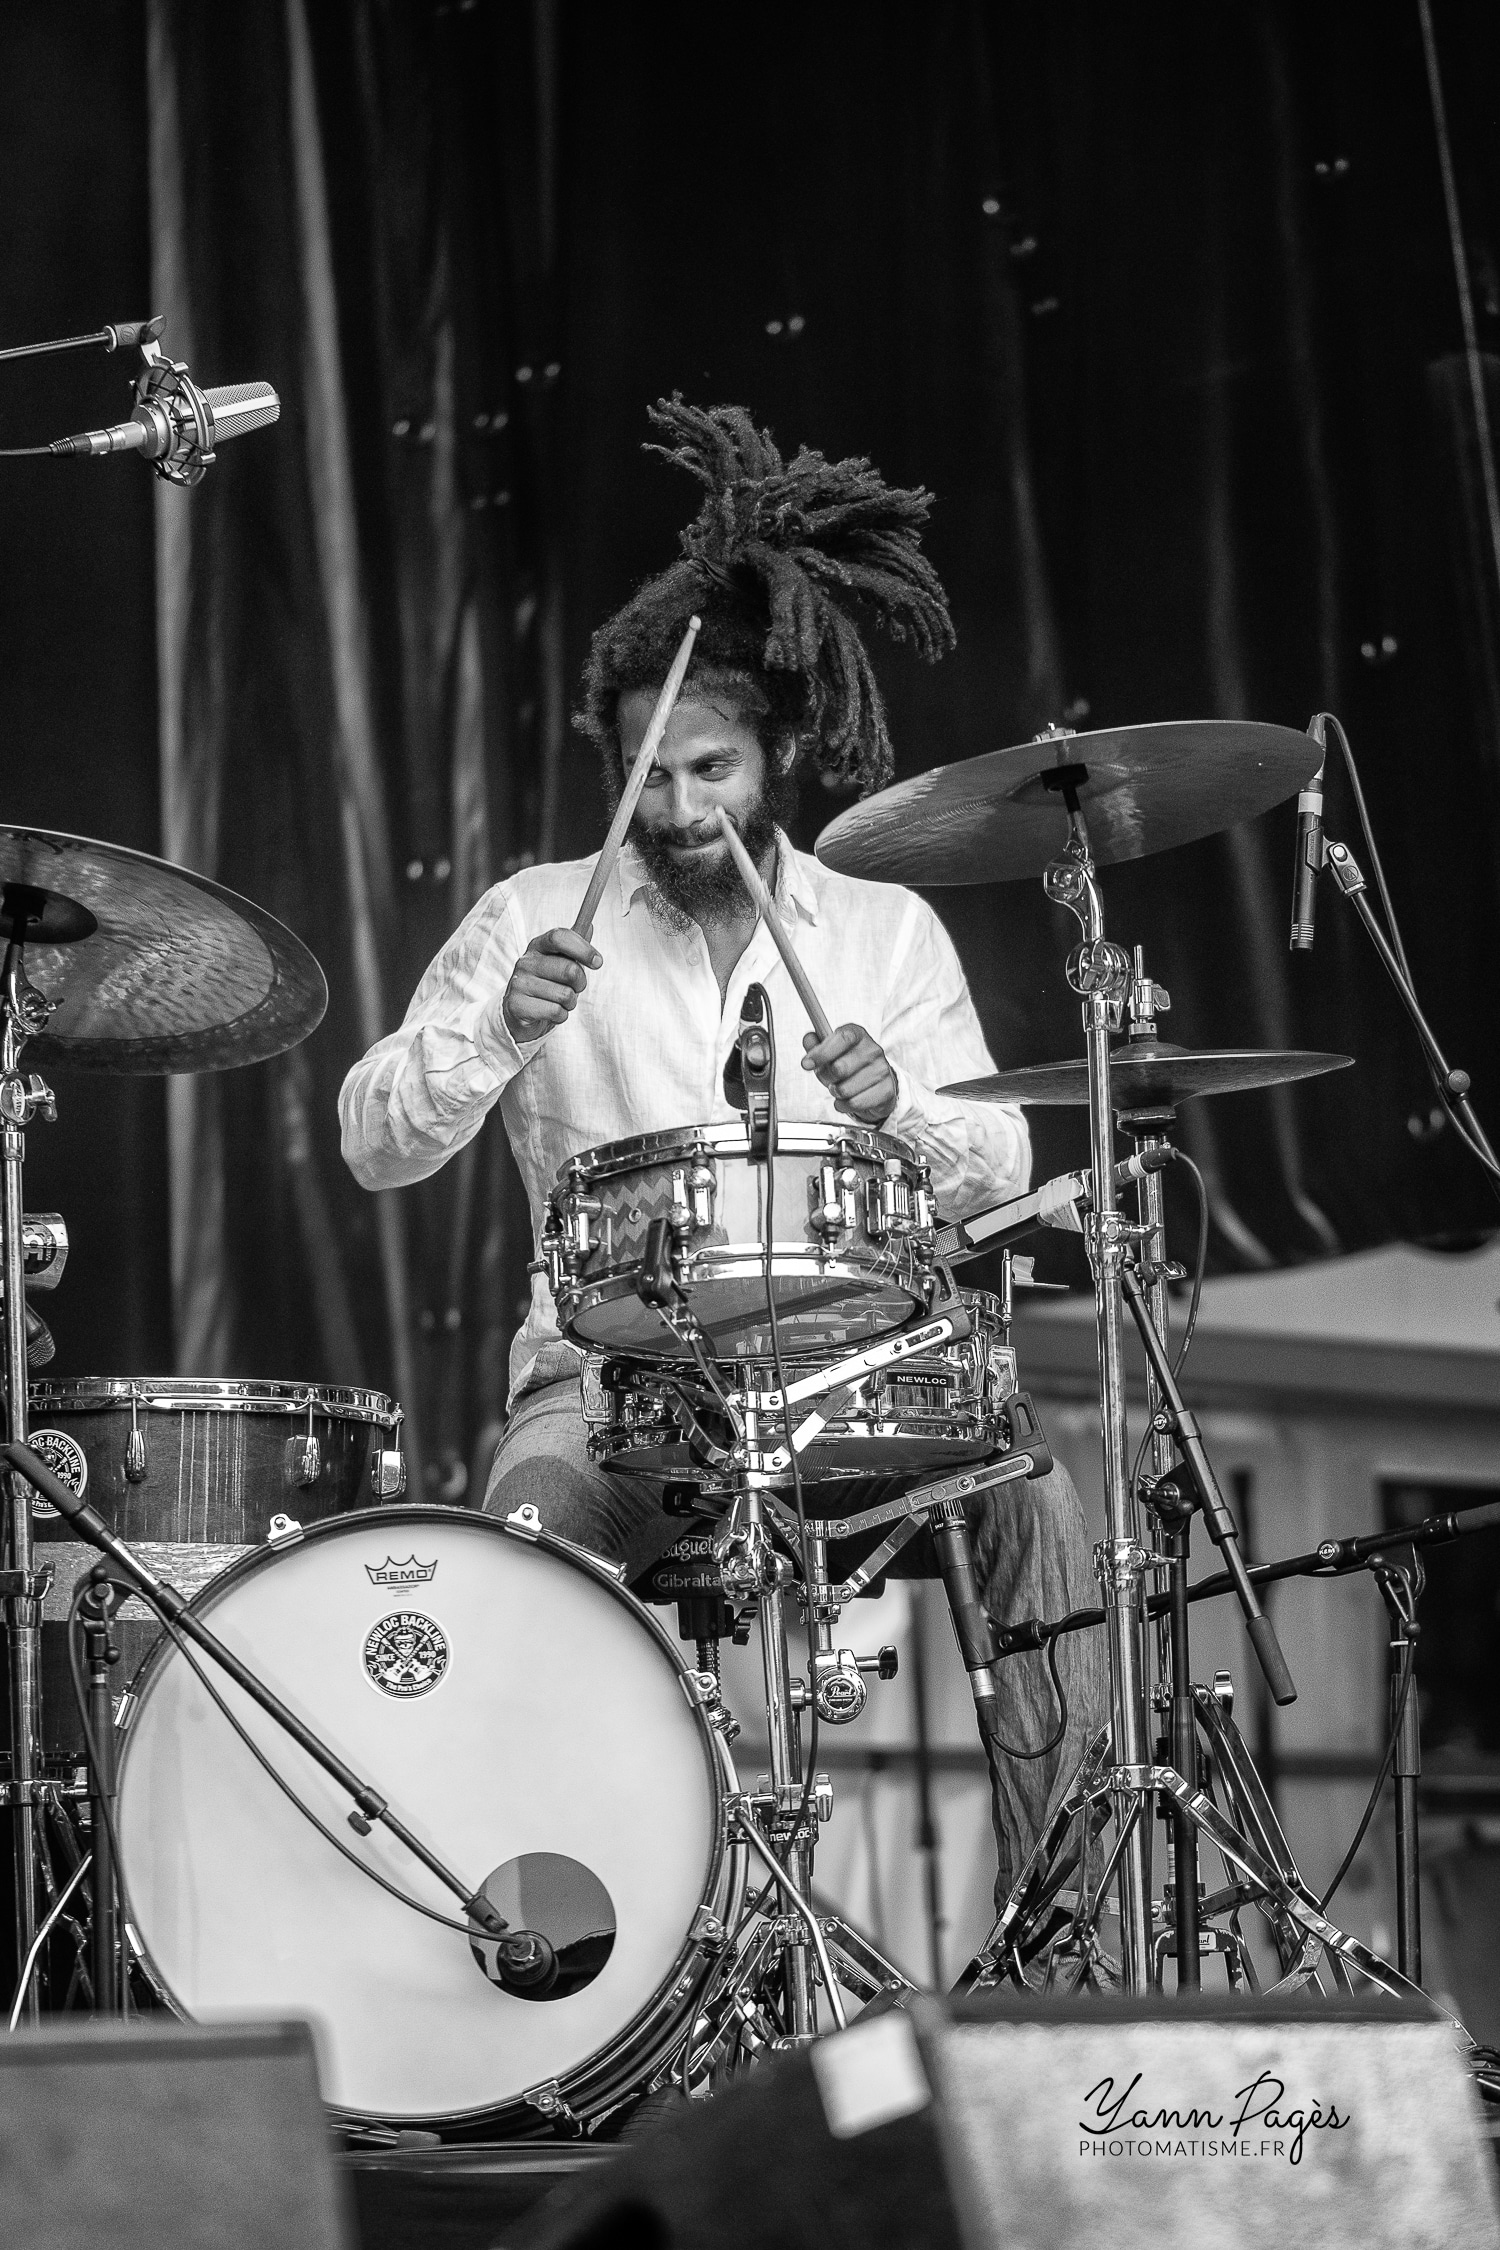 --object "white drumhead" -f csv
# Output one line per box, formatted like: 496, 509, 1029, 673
115, 1511, 722, 2122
